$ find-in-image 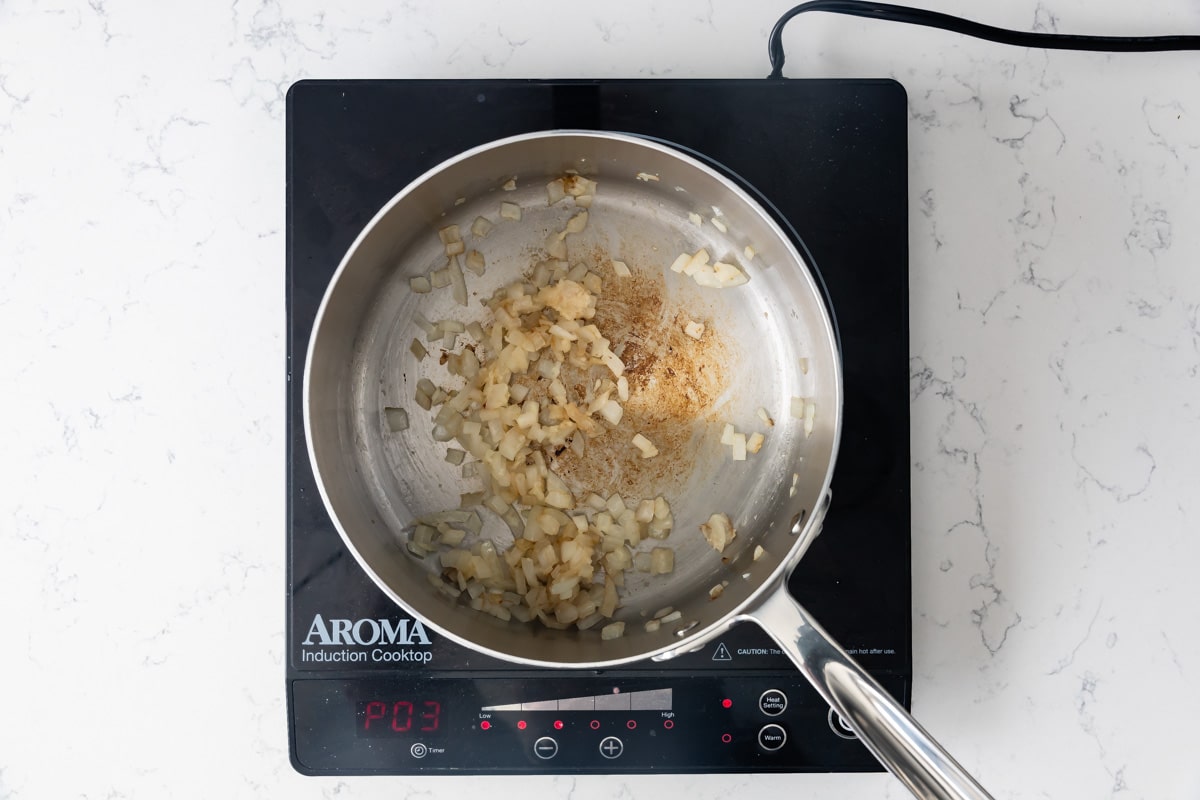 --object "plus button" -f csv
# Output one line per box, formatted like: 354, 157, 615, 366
598, 736, 624, 759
